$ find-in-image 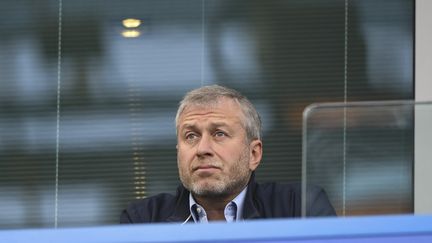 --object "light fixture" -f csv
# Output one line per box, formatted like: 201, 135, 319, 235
122, 30, 141, 38
122, 18, 141, 28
